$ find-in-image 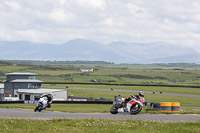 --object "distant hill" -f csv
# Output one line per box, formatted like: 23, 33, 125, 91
3, 60, 114, 65
0, 39, 200, 63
